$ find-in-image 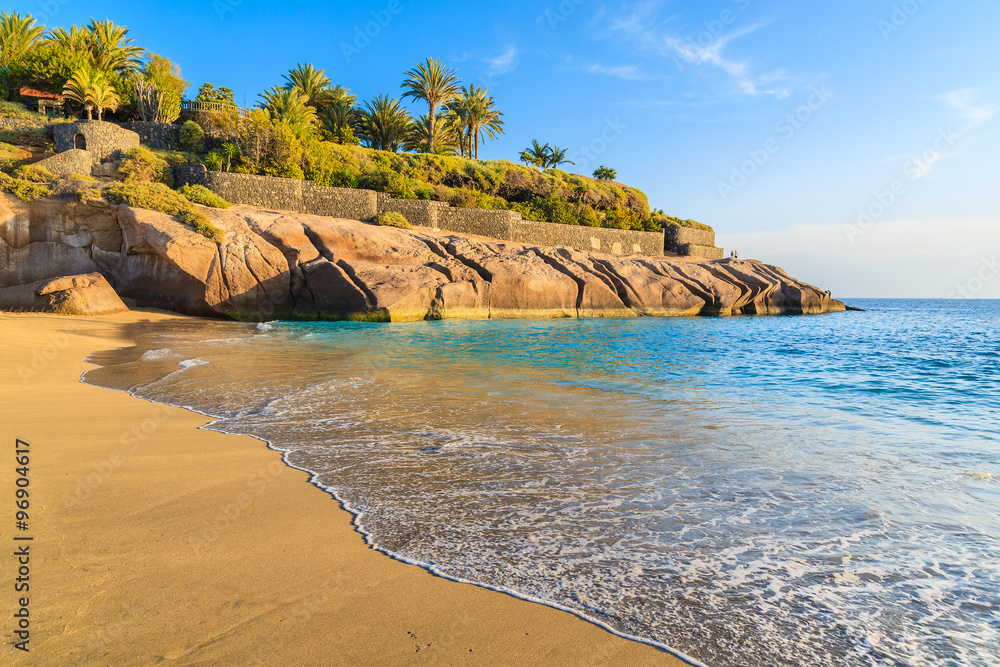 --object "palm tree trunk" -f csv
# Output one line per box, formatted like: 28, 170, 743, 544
427, 104, 435, 154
